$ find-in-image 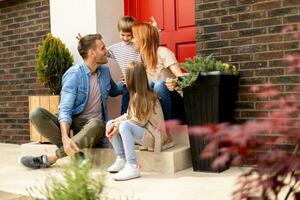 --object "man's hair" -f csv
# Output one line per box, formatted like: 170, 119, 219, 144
77, 34, 102, 59
117, 16, 136, 33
